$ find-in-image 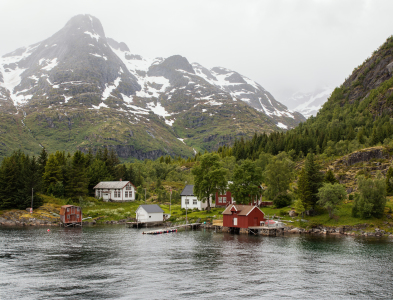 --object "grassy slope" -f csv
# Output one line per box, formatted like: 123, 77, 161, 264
173, 101, 280, 153
21, 105, 194, 160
